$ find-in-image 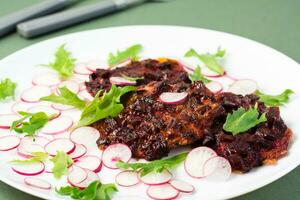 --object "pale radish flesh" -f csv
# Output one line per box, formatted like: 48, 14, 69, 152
102, 143, 132, 169
18, 144, 45, 158
27, 105, 61, 118
205, 81, 223, 93
32, 73, 61, 86
56, 80, 80, 94
21, 86, 52, 103
20, 136, 49, 147
24, 177, 51, 190
147, 183, 179, 200
11, 101, 36, 114
12, 162, 45, 176
227, 79, 258, 95
52, 103, 74, 111
70, 126, 100, 147
78, 90, 94, 102
115, 170, 140, 187
109, 76, 136, 86
169, 180, 194, 193
44, 138, 75, 156
184, 147, 217, 178
86, 59, 109, 72
41, 116, 73, 135
68, 165, 88, 185
75, 155, 102, 172
44, 159, 54, 173
202, 67, 224, 77
0, 135, 20, 151
203, 156, 232, 181
0, 114, 20, 129
74, 63, 93, 75
70, 169, 99, 189
69, 144, 87, 160
139, 170, 172, 185
159, 92, 188, 105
